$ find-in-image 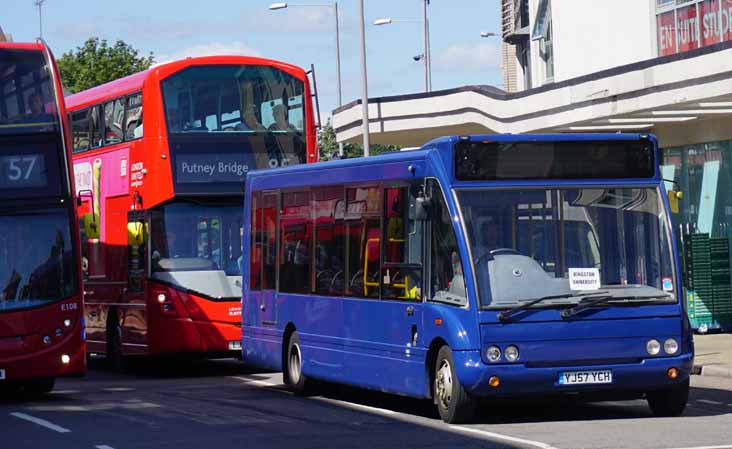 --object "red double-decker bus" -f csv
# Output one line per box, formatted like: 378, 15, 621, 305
0, 41, 85, 393
66, 55, 317, 367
